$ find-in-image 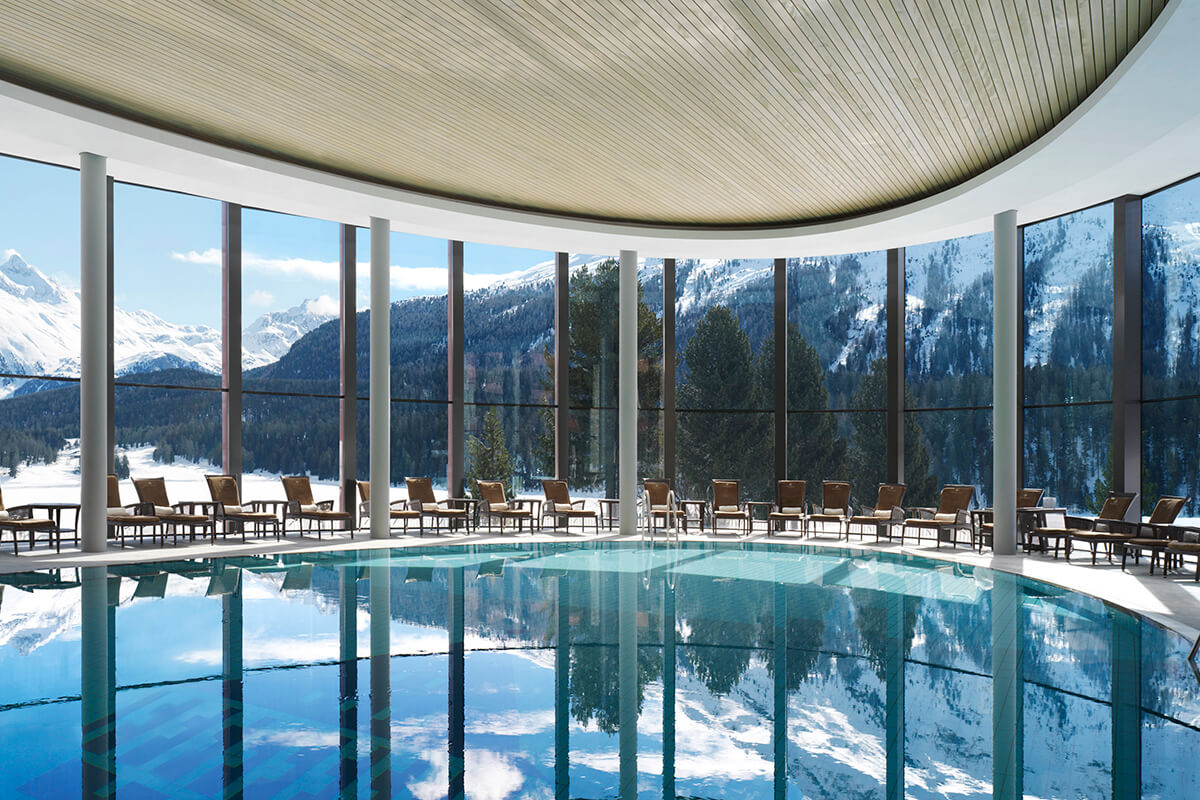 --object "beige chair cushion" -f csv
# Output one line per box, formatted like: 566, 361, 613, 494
0, 510, 9, 520
717, 505, 739, 512
224, 504, 244, 513
154, 505, 173, 516
489, 502, 509, 512
873, 507, 892, 518
554, 503, 575, 513
822, 507, 842, 515
300, 504, 320, 513
651, 504, 669, 512
933, 512, 957, 524
107, 507, 131, 516
781, 506, 804, 514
